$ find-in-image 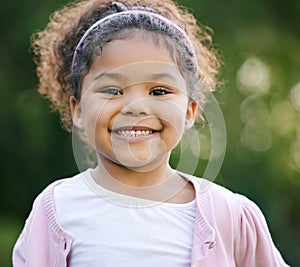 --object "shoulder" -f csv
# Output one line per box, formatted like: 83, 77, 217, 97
180, 173, 240, 208
19, 172, 86, 239
38, 171, 87, 199
186, 174, 272, 234
179, 172, 261, 222
28, 171, 86, 222
12, 173, 81, 265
